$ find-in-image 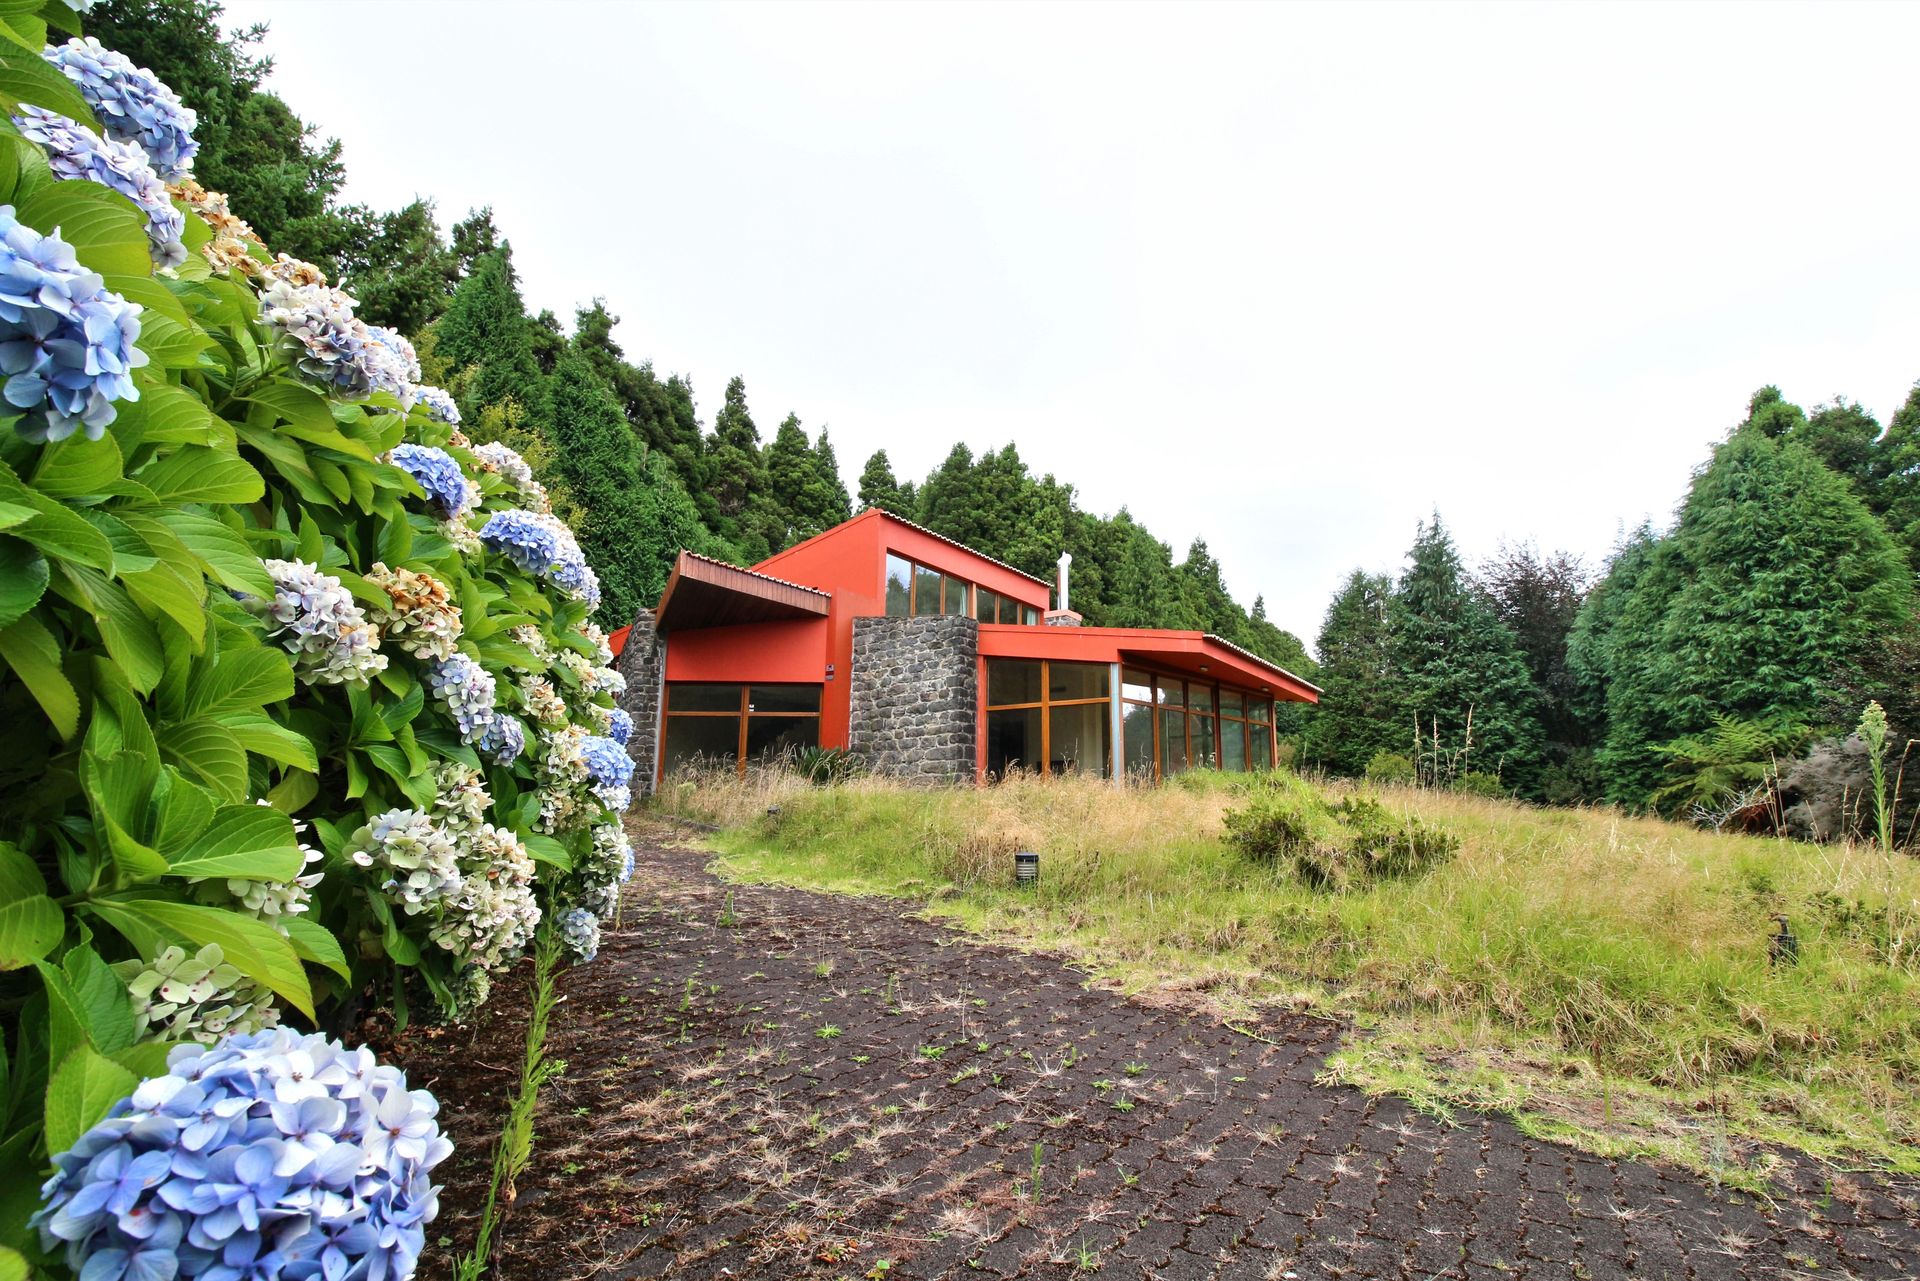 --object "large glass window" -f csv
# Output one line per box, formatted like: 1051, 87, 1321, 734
1122, 703, 1155, 778
975, 588, 1002, 624
661, 683, 822, 780
885, 554, 912, 617
1120, 669, 1275, 780
984, 659, 1112, 779
884, 552, 975, 619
